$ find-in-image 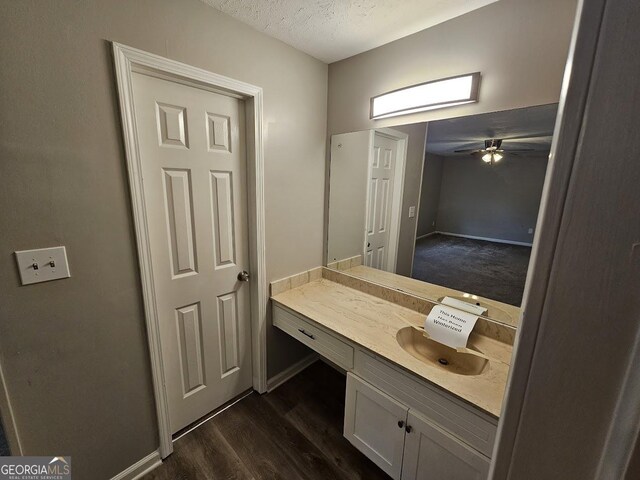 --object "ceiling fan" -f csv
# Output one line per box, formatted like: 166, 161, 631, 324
454, 139, 533, 165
